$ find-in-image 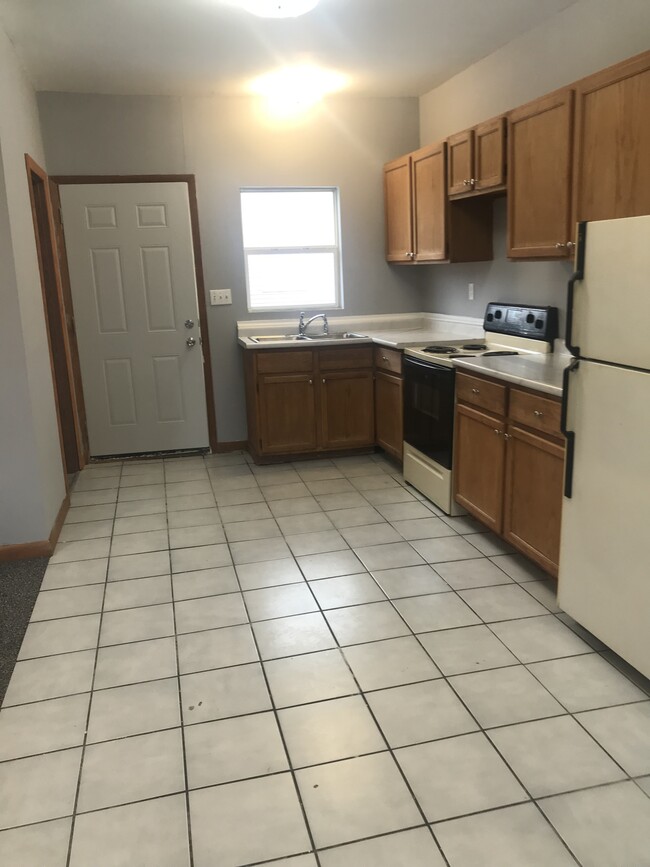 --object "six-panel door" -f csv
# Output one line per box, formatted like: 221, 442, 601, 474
60, 182, 209, 456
